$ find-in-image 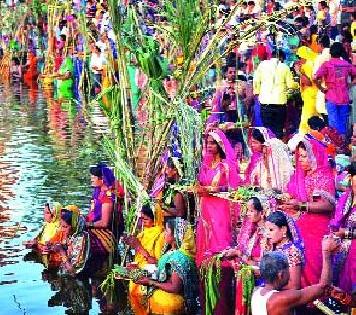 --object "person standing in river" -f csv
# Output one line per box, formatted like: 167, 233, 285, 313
85, 163, 118, 273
